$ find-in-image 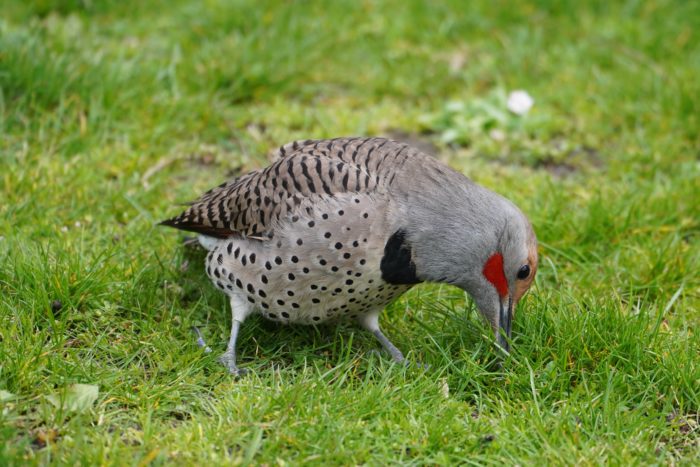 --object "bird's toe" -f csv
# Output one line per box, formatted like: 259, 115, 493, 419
408, 360, 430, 371
229, 367, 248, 377
219, 353, 248, 377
